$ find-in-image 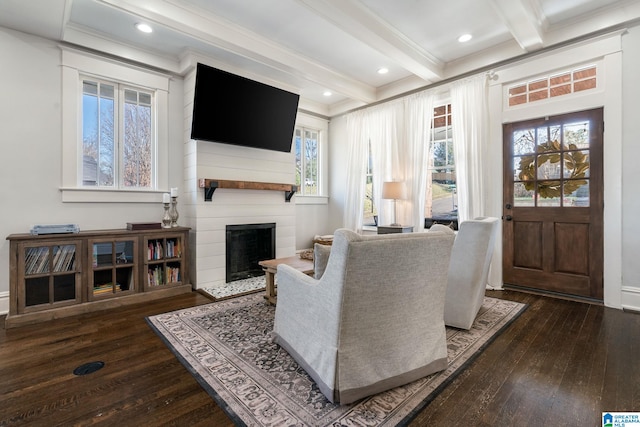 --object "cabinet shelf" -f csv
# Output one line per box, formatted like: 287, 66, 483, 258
6, 227, 191, 328
144, 234, 185, 290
